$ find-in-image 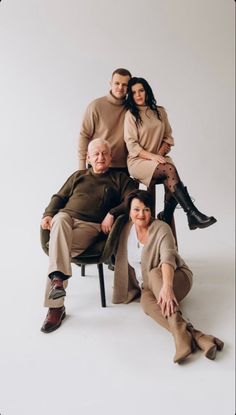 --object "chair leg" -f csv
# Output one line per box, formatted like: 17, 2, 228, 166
81, 265, 86, 276
148, 184, 156, 216
97, 263, 106, 307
